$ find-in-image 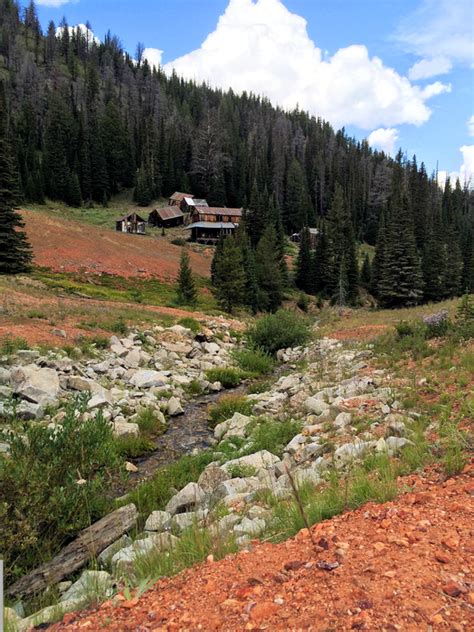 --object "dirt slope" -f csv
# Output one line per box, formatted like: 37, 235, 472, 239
50, 464, 474, 631
21, 210, 211, 280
